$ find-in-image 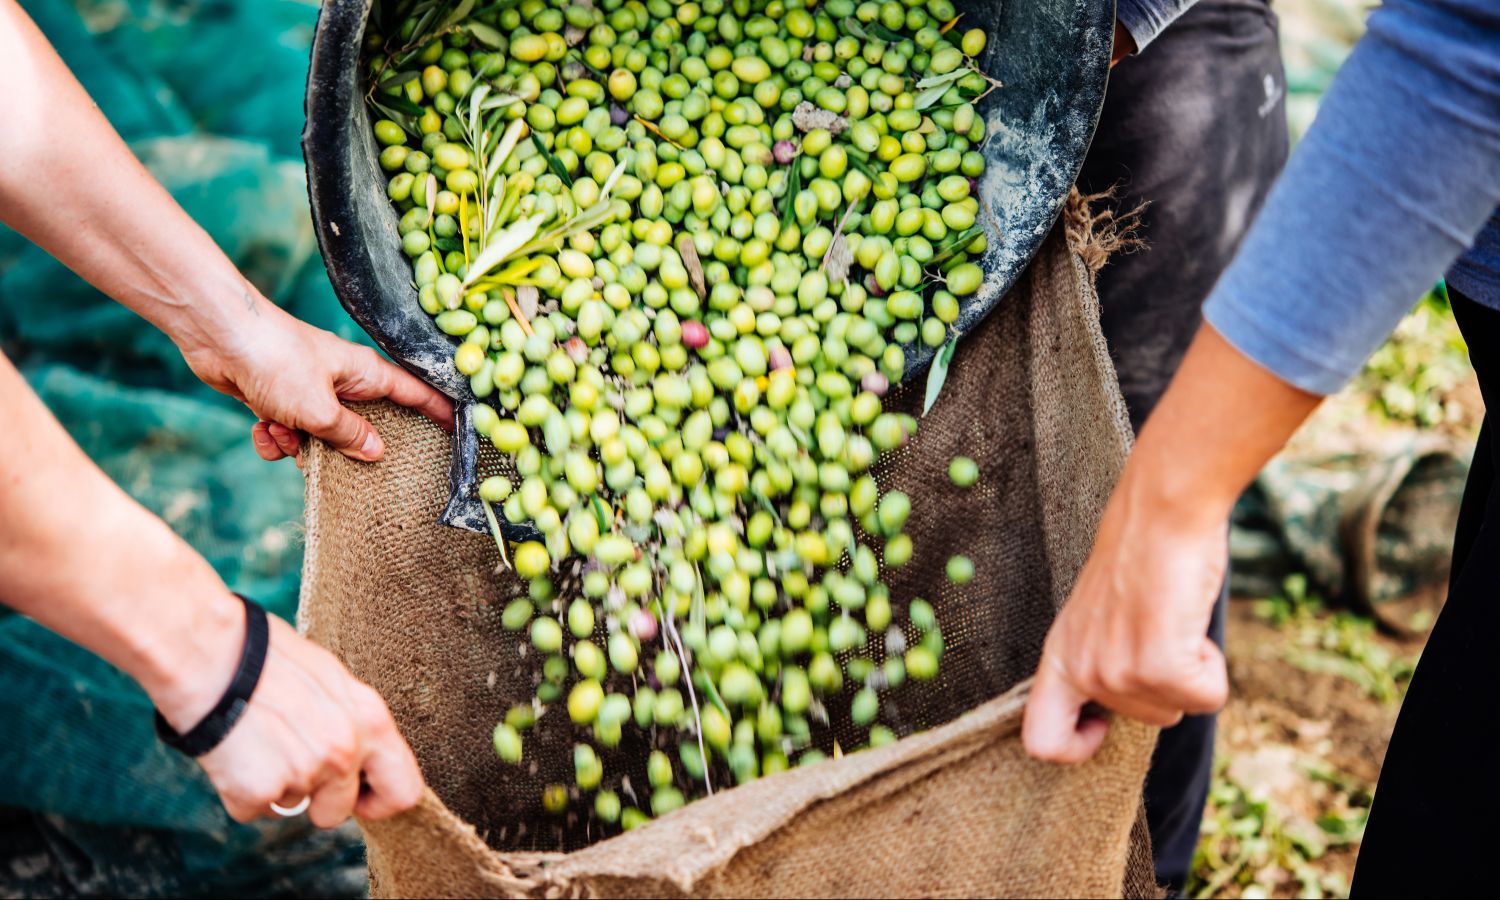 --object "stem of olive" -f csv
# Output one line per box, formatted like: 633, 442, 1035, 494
658, 596, 711, 797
